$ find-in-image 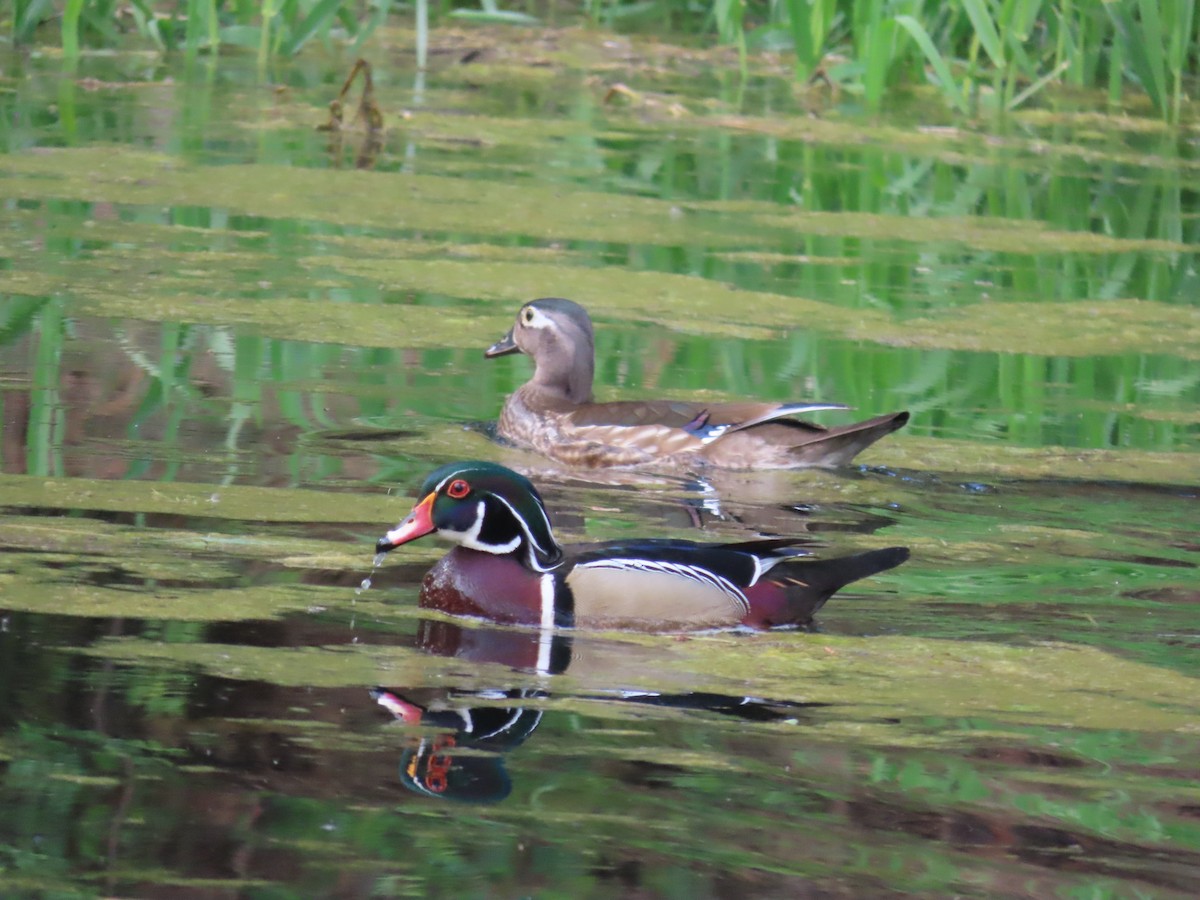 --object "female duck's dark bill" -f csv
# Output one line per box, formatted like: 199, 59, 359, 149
484, 329, 518, 358
376, 492, 437, 554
